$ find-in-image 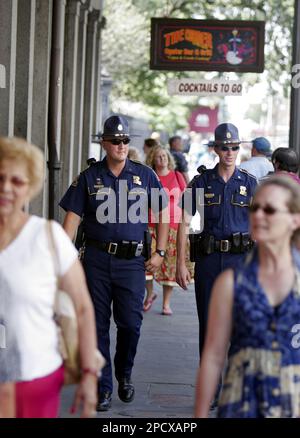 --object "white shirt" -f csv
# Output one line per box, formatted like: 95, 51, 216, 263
239, 156, 274, 179
0, 216, 78, 381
